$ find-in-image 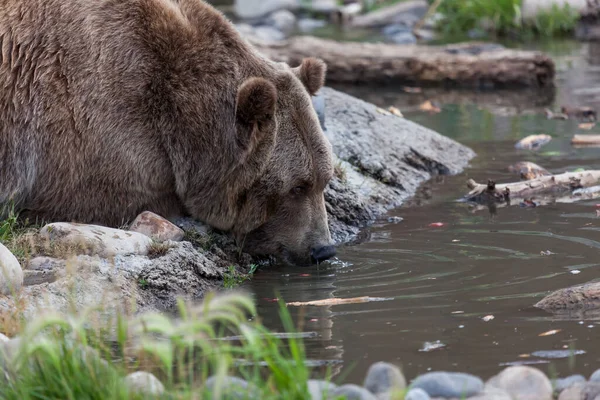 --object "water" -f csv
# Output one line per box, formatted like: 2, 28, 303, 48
244, 40, 600, 383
